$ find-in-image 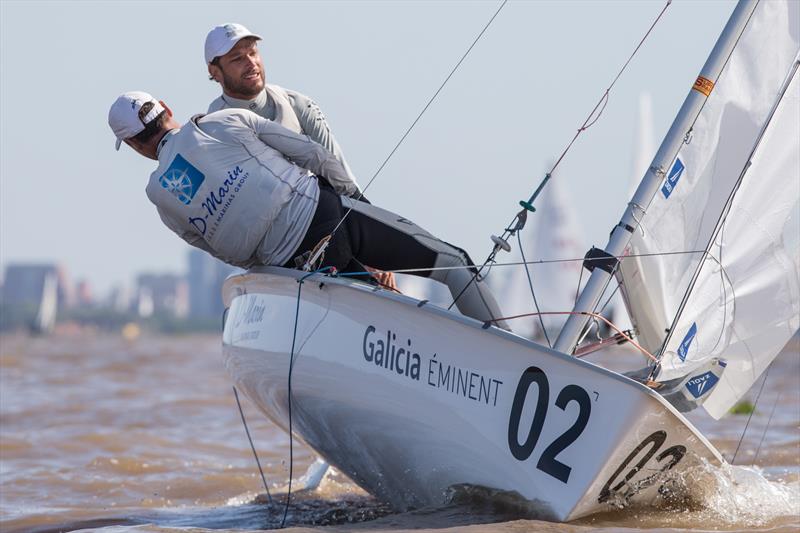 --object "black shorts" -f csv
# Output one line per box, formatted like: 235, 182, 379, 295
284, 185, 437, 277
